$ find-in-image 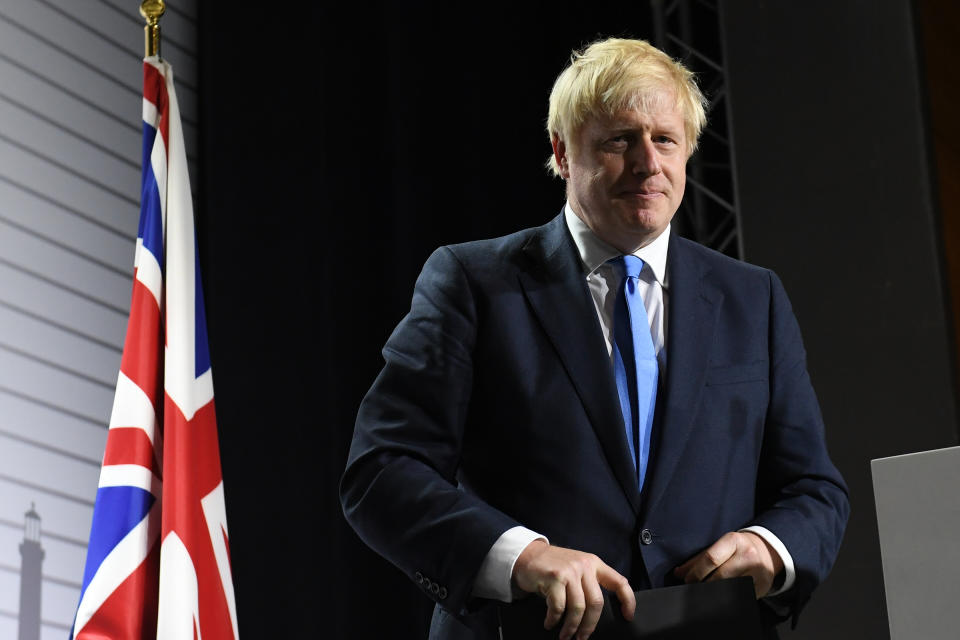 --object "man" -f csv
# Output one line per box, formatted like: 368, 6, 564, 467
341, 38, 849, 640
